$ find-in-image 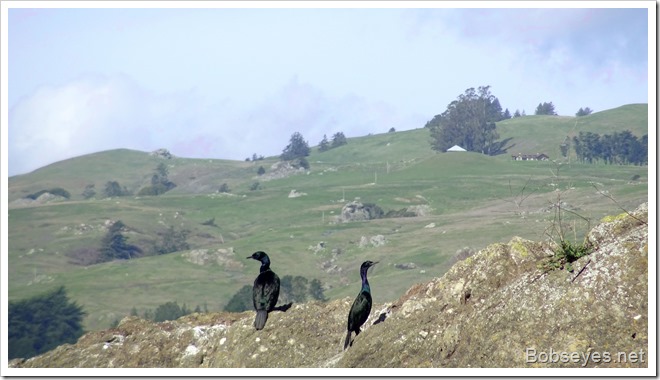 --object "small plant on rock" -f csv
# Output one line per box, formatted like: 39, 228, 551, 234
538, 163, 594, 273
